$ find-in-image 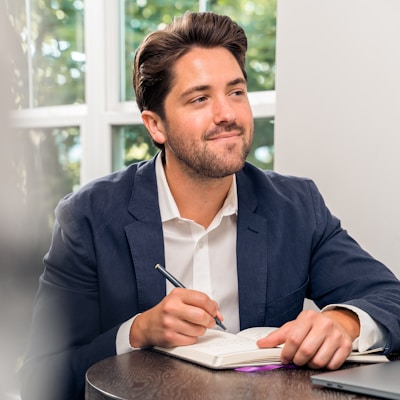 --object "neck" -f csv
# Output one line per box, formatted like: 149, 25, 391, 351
162, 157, 233, 228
